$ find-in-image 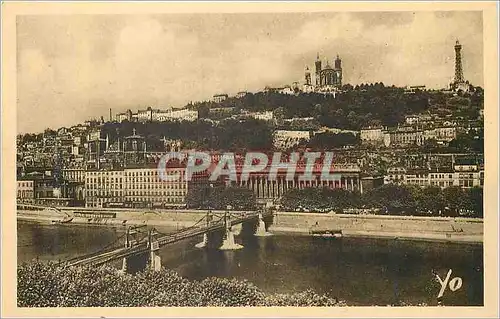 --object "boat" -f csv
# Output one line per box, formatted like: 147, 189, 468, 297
51, 216, 73, 224
310, 229, 343, 238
